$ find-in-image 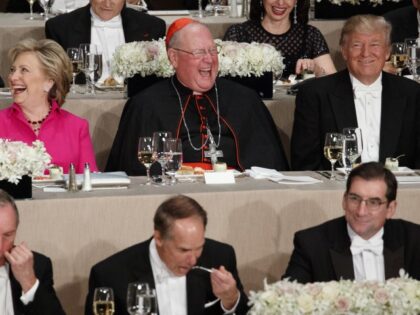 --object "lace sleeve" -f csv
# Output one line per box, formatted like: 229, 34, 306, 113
223, 23, 249, 42
306, 25, 330, 58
